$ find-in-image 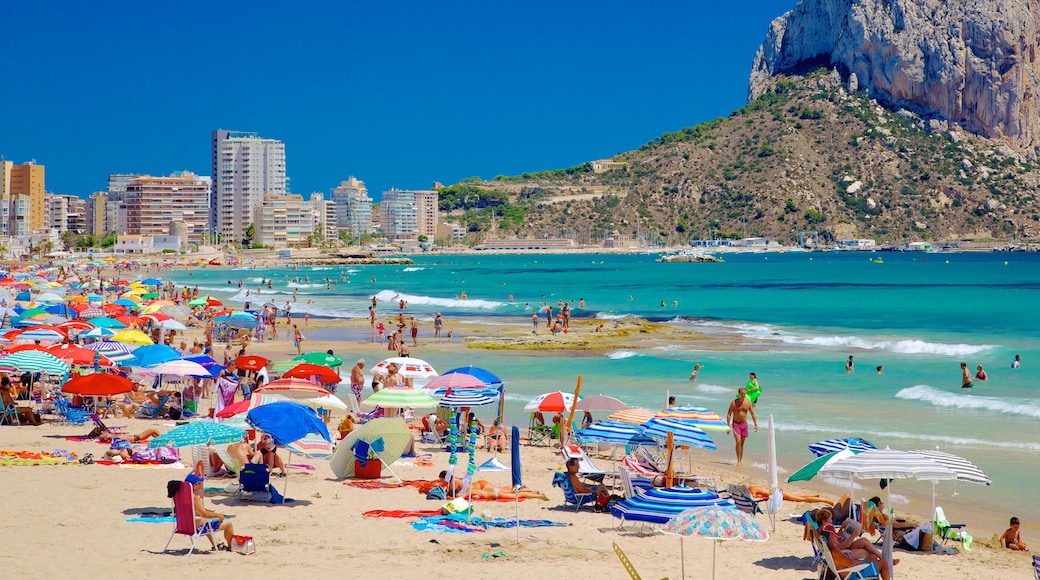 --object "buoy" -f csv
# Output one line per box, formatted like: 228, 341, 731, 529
1004, 261, 1008, 266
